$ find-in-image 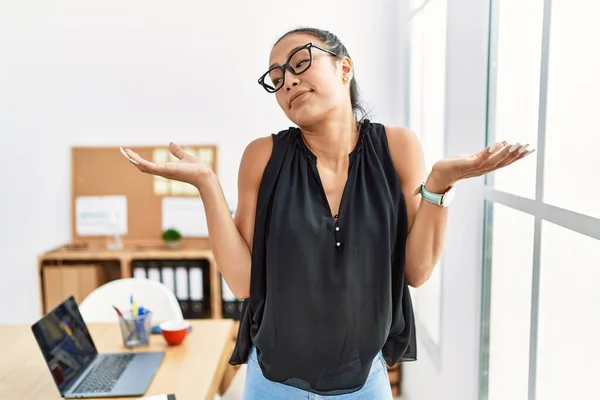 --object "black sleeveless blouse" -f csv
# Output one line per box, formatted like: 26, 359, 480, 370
229, 120, 417, 395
